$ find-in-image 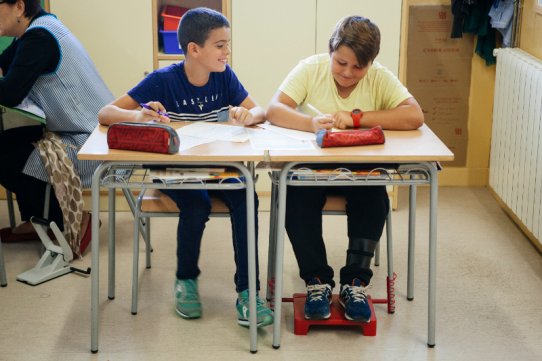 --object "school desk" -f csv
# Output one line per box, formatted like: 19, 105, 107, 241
266, 124, 453, 348
78, 123, 453, 353
78, 123, 265, 354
